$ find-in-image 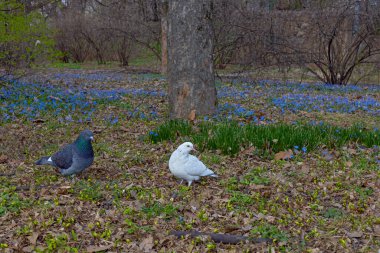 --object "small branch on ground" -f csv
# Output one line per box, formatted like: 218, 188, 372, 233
0, 172, 16, 177
170, 230, 273, 244
13, 184, 65, 191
